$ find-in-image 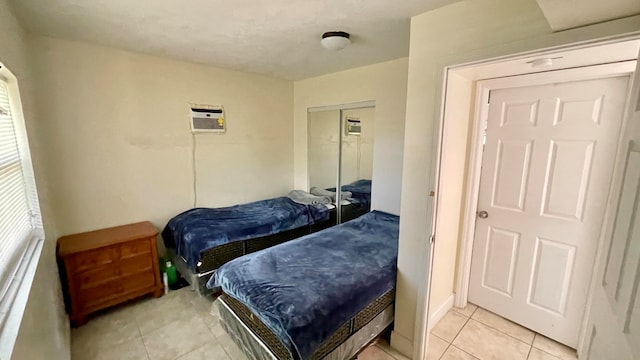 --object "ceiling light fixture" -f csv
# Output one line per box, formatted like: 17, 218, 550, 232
321, 31, 351, 51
